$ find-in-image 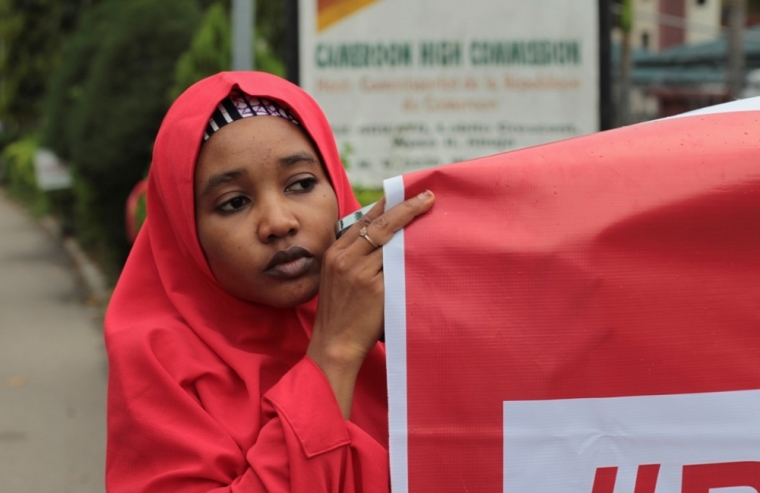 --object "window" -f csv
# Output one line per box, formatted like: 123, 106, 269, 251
641, 31, 650, 50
